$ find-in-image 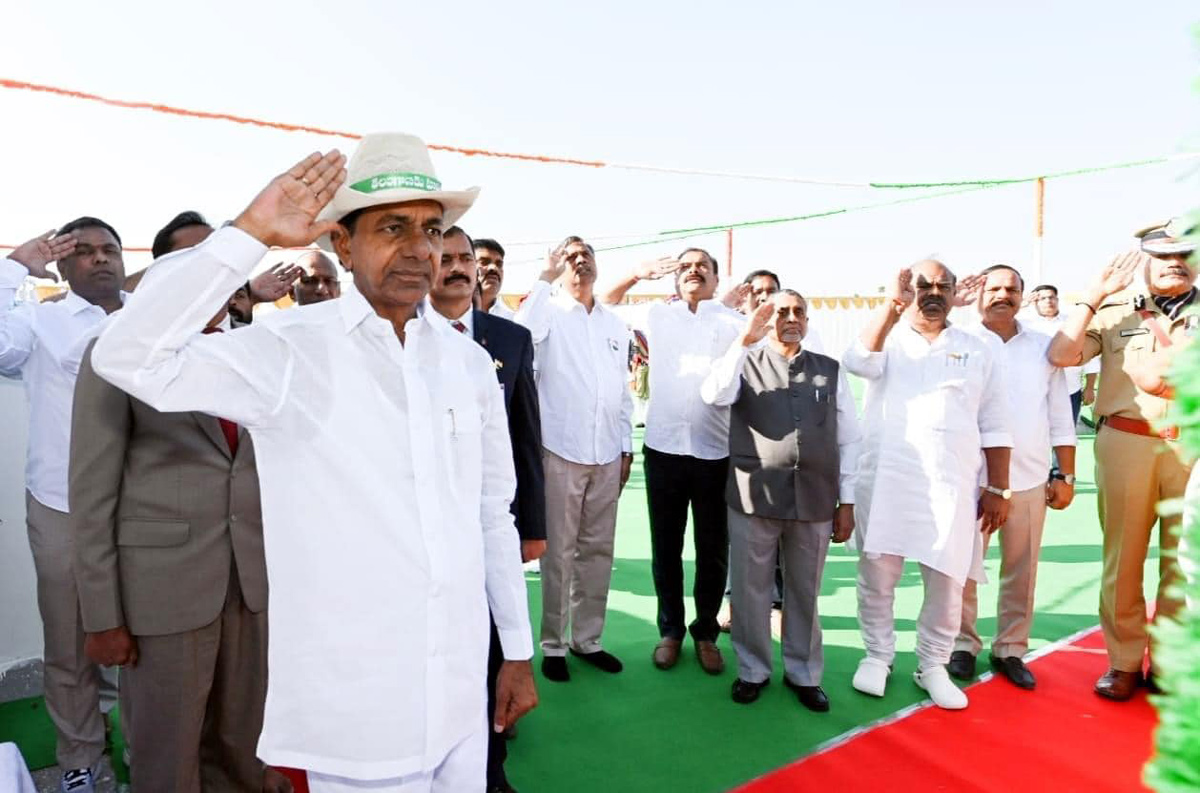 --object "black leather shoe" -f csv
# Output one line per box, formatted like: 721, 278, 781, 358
1143, 671, 1162, 694
990, 654, 1036, 690
569, 648, 624, 673
947, 650, 977, 681
784, 678, 830, 712
541, 656, 569, 682
731, 678, 769, 704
